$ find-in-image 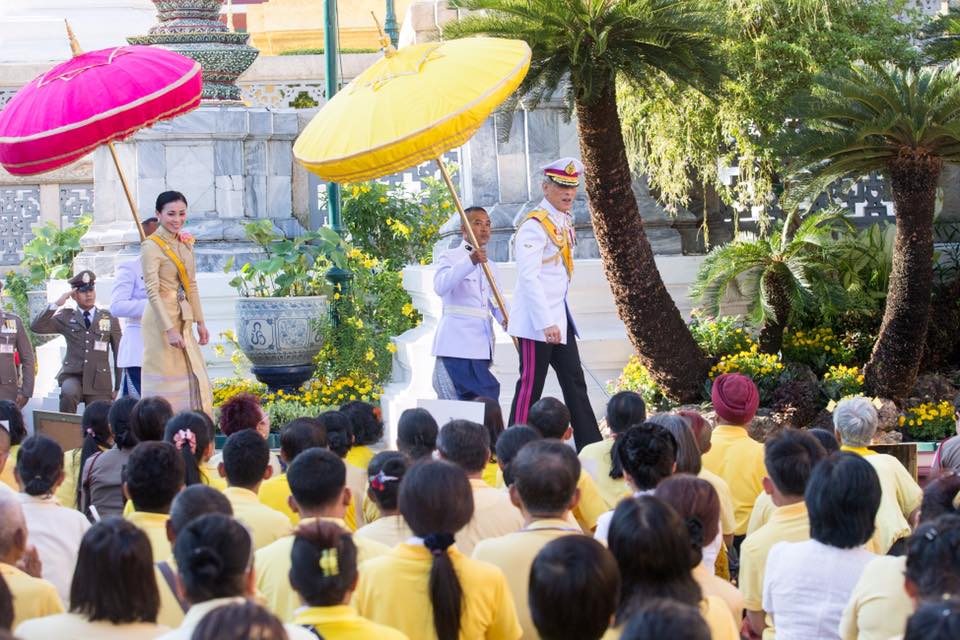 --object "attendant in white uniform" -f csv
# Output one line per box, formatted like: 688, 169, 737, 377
432, 207, 505, 402
110, 217, 158, 398
509, 158, 600, 448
